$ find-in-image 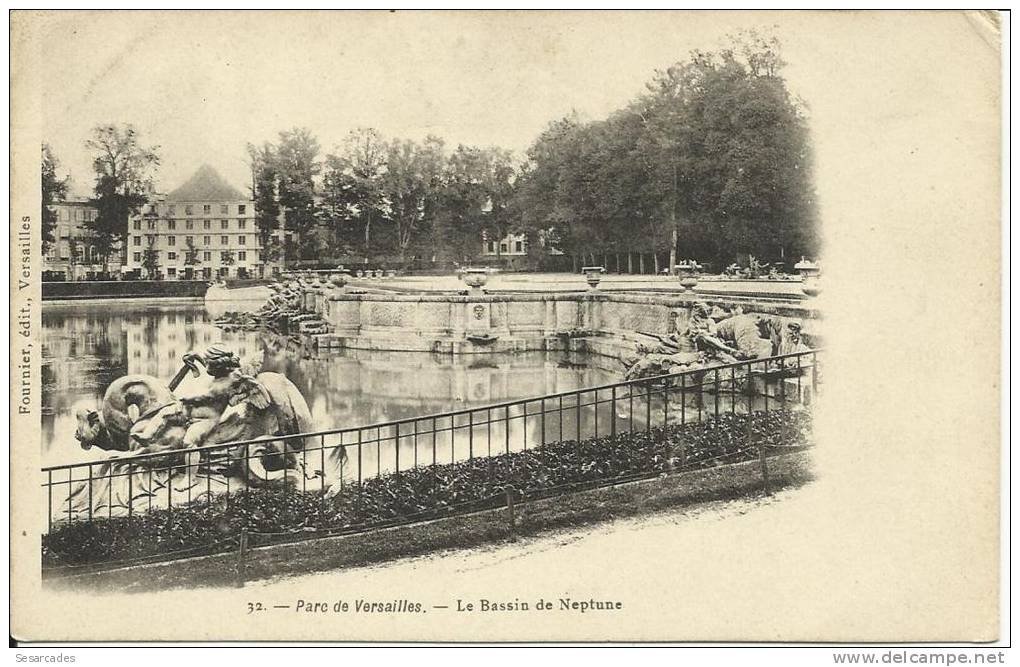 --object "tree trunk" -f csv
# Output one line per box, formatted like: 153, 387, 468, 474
639, 254, 645, 274
572, 254, 577, 273
653, 252, 660, 275
364, 212, 372, 253
627, 252, 633, 274
669, 228, 678, 276
615, 253, 620, 273
669, 161, 678, 275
